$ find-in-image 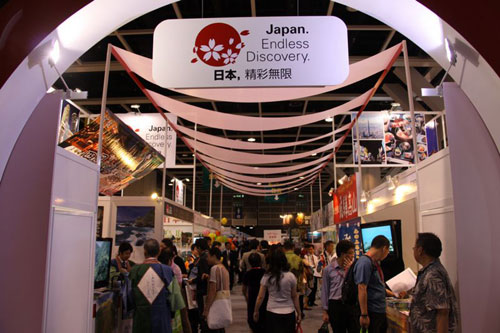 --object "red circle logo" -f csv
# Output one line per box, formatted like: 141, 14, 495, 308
191, 23, 249, 67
